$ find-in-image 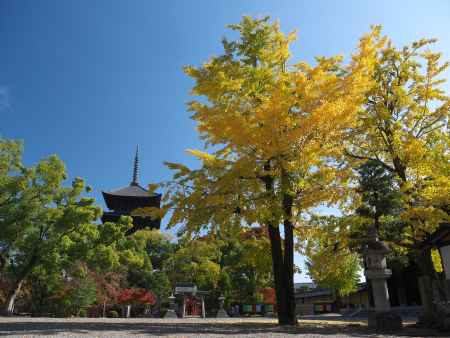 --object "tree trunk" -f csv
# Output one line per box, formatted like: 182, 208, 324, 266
417, 247, 438, 323
5, 279, 24, 316
391, 164, 442, 325
282, 219, 297, 325
267, 223, 289, 324
282, 192, 297, 325
263, 166, 297, 325
4, 254, 38, 316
